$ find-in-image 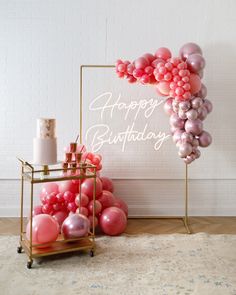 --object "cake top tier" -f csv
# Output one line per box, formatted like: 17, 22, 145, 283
37, 118, 56, 139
